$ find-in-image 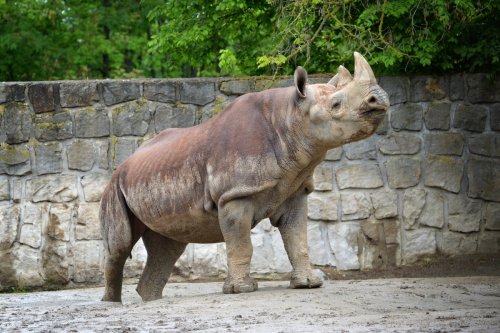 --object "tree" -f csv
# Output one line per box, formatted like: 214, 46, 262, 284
258, 0, 500, 75
0, 0, 160, 80
146, 0, 275, 77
